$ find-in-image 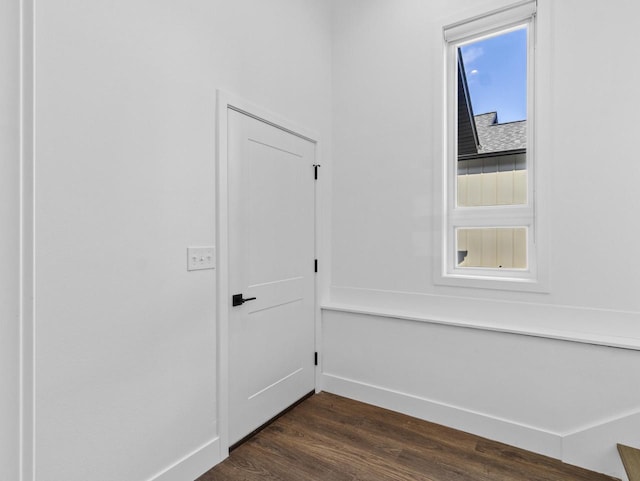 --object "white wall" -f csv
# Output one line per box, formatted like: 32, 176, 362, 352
326, 0, 640, 478
0, 1, 20, 479
28, 1, 331, 480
